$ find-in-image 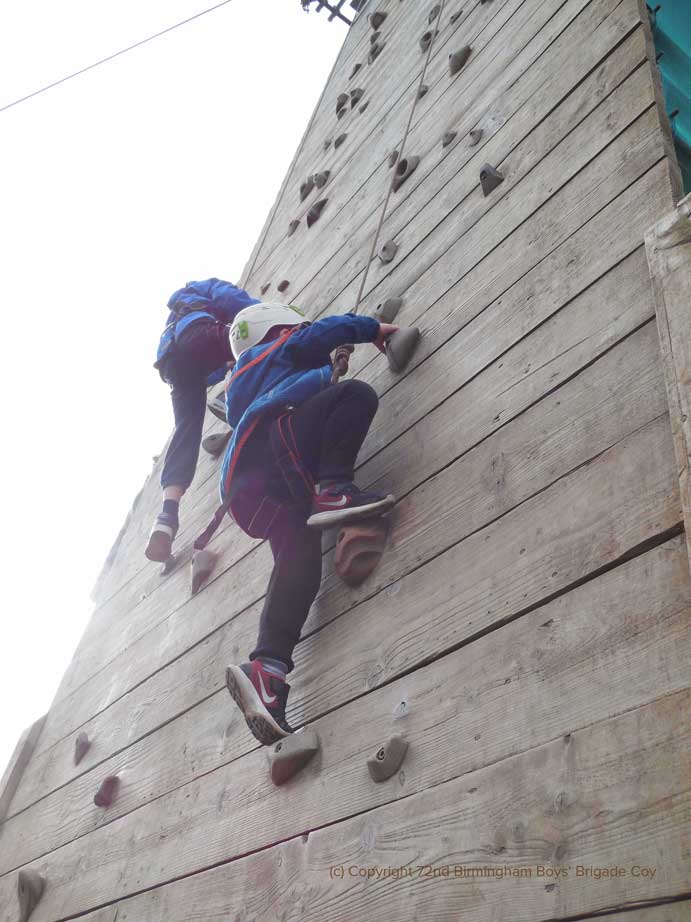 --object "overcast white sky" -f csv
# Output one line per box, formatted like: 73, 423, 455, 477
0, 0, 346, 774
